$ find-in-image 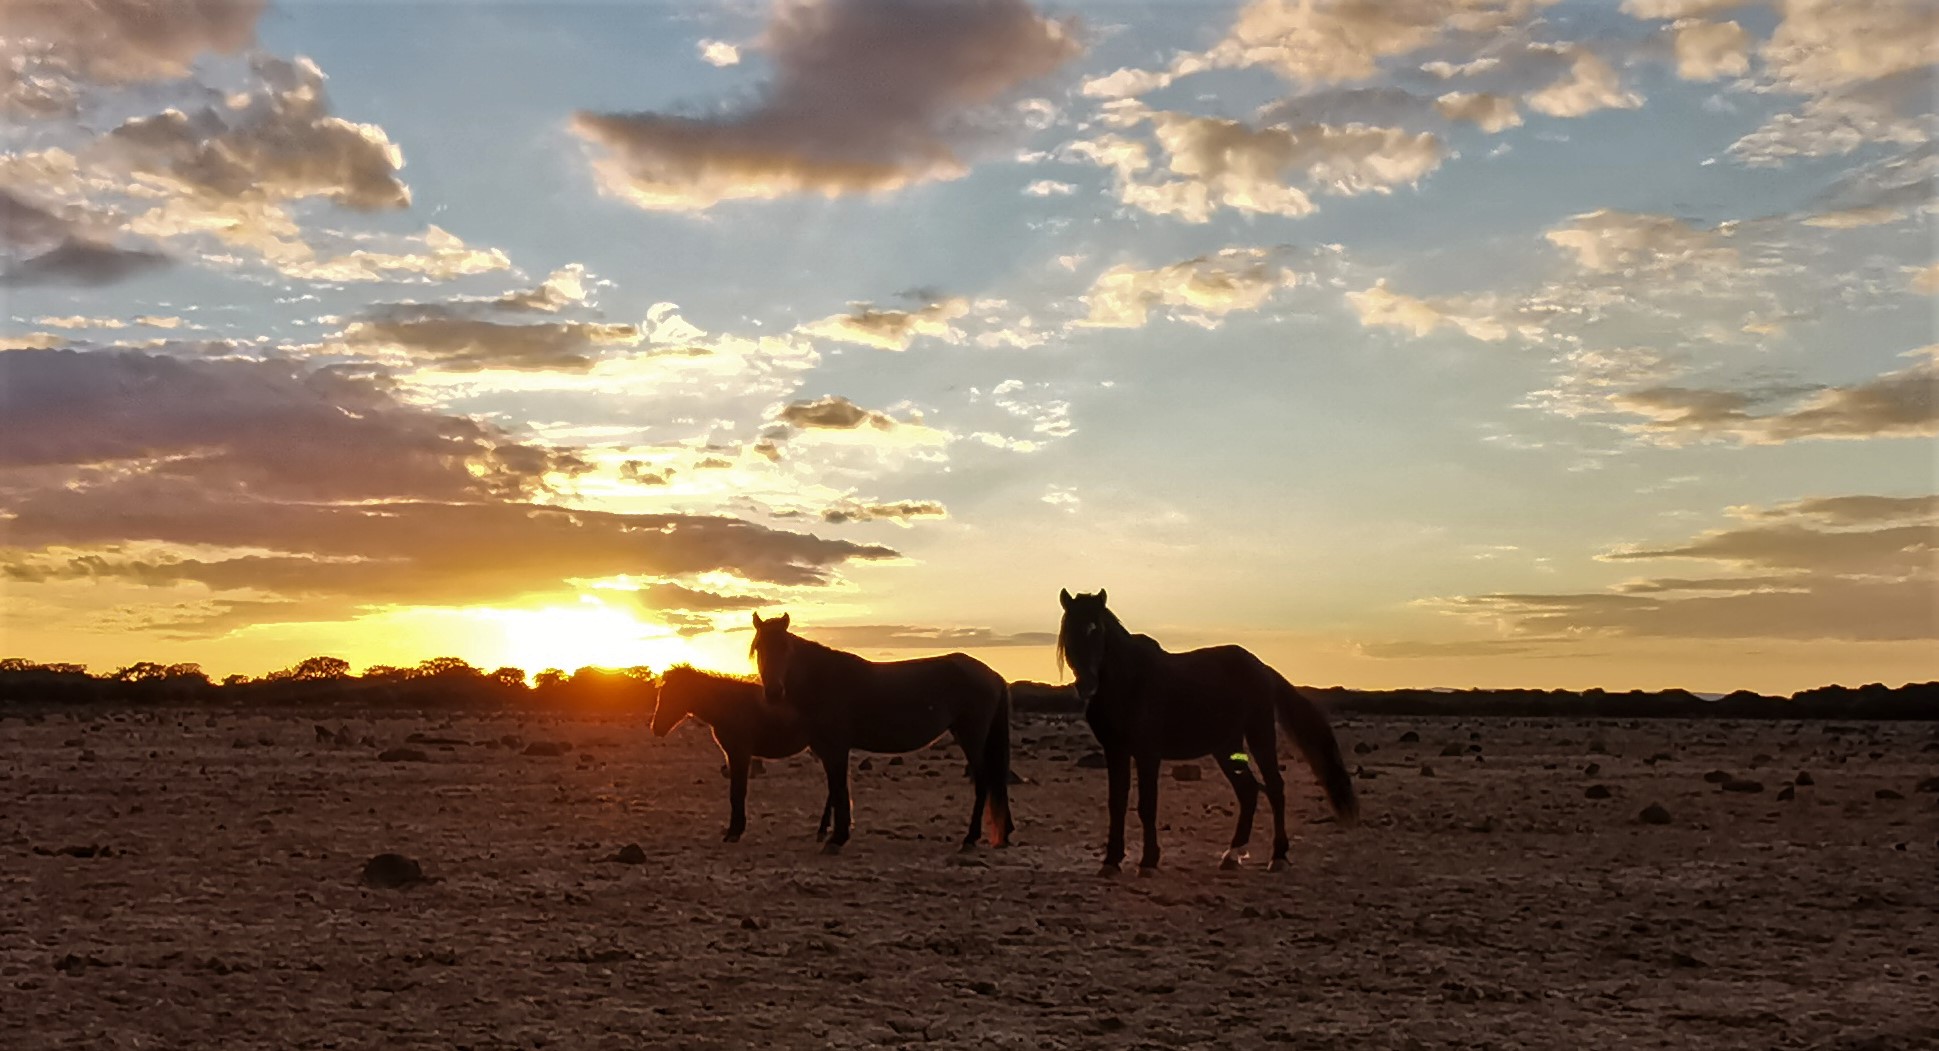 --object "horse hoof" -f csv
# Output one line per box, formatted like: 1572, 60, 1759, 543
1096, 862, 1121, 879
1267, 858, 1287, 873
814, 830, 827, 842
1218, 851, 1242, 871
1137, 865, 1158, 878
721, 831, 742, 844
820, 841, 844, 856
958, 840, 978, 853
